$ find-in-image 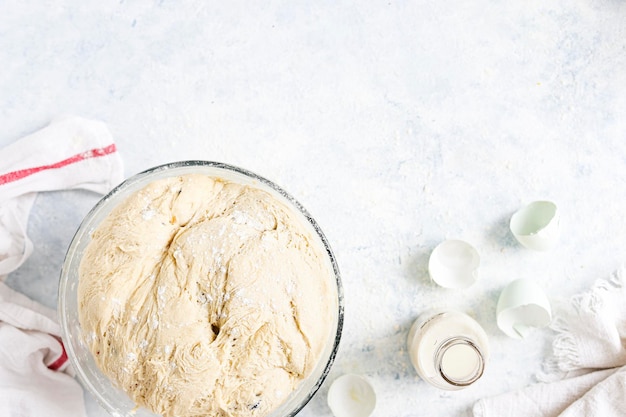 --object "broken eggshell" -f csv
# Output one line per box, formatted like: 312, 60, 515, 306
510, 201, 560, 251
428, 240, 480, 289
327, 374, 376, 417
497, 278, 552, 339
